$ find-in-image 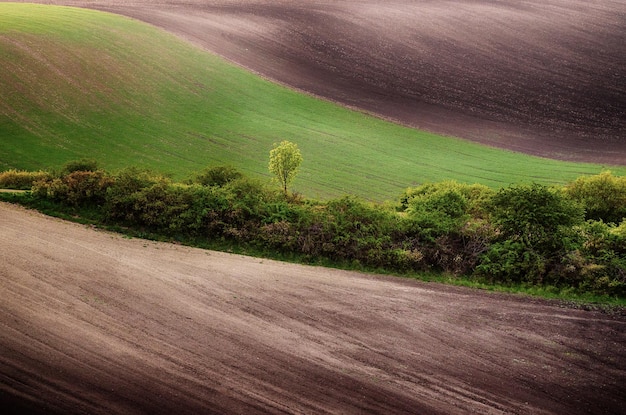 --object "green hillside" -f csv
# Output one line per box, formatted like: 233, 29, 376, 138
1, 3, 623, 200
